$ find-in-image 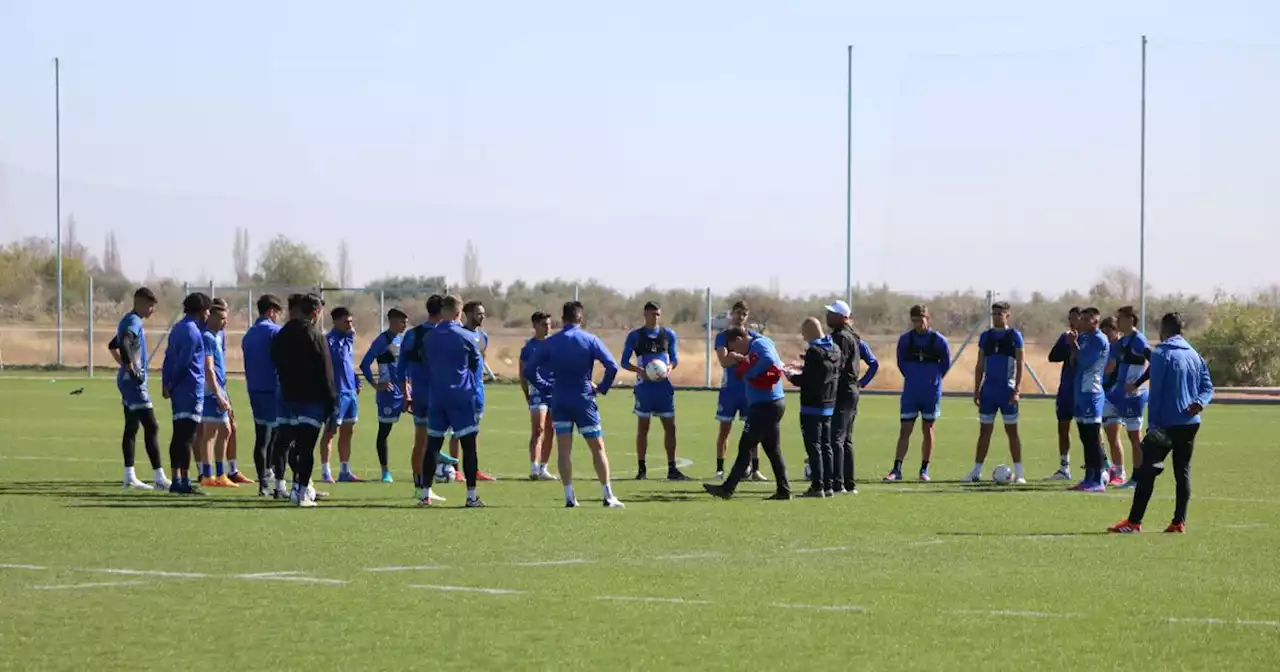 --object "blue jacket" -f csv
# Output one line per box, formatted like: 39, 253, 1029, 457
242, 317, 281, 394
423, 322, 482, 403
162, 315, 205, 399
520, 337, 554, 396
522, 324, 619, 405
1147, 335, 1214, 430
737, 336, 786, 406
1048, 332, 1076, 401
396, 321, 436, 396
327, 329, 359, 395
